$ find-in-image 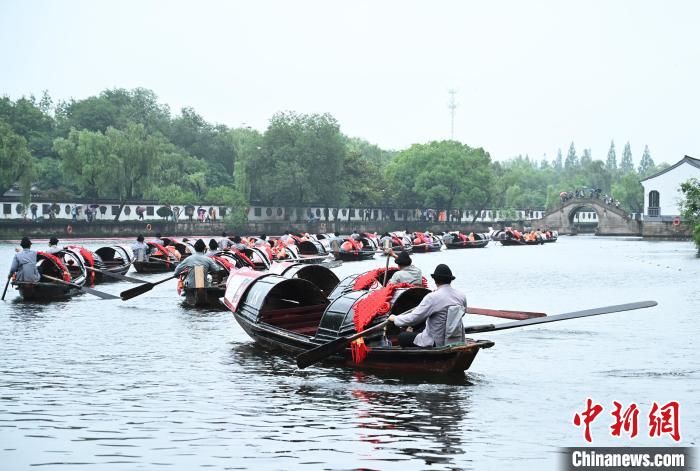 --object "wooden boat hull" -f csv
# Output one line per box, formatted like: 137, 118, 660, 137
233, 311, 494, 375
412, 242, 442, 252
12, 282, 80, 301
133, 260, 176, 273
183, 287, 226, 309
445, 240, 489, 249
333, 250, 375, 261
499, 239, 542, 246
